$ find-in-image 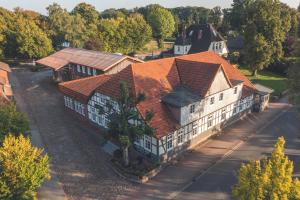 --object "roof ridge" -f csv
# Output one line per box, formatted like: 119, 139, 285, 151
65, 47, 126, 57
59, 74, 109, 86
